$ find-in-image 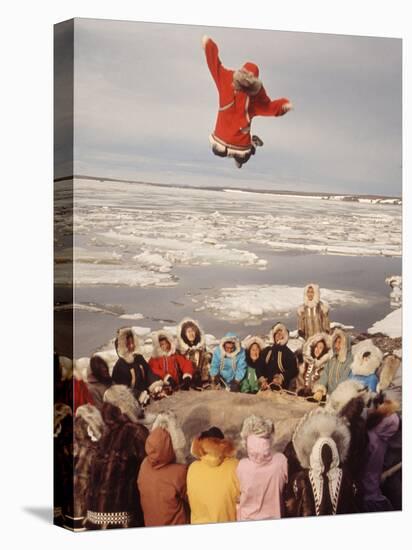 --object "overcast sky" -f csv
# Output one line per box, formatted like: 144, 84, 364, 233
58, 18, 401, 195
